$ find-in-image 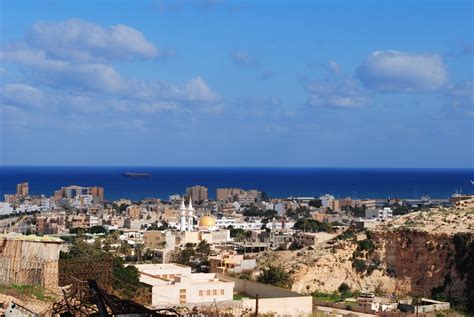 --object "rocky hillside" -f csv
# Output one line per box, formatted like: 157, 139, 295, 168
258, 208, 474, 310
